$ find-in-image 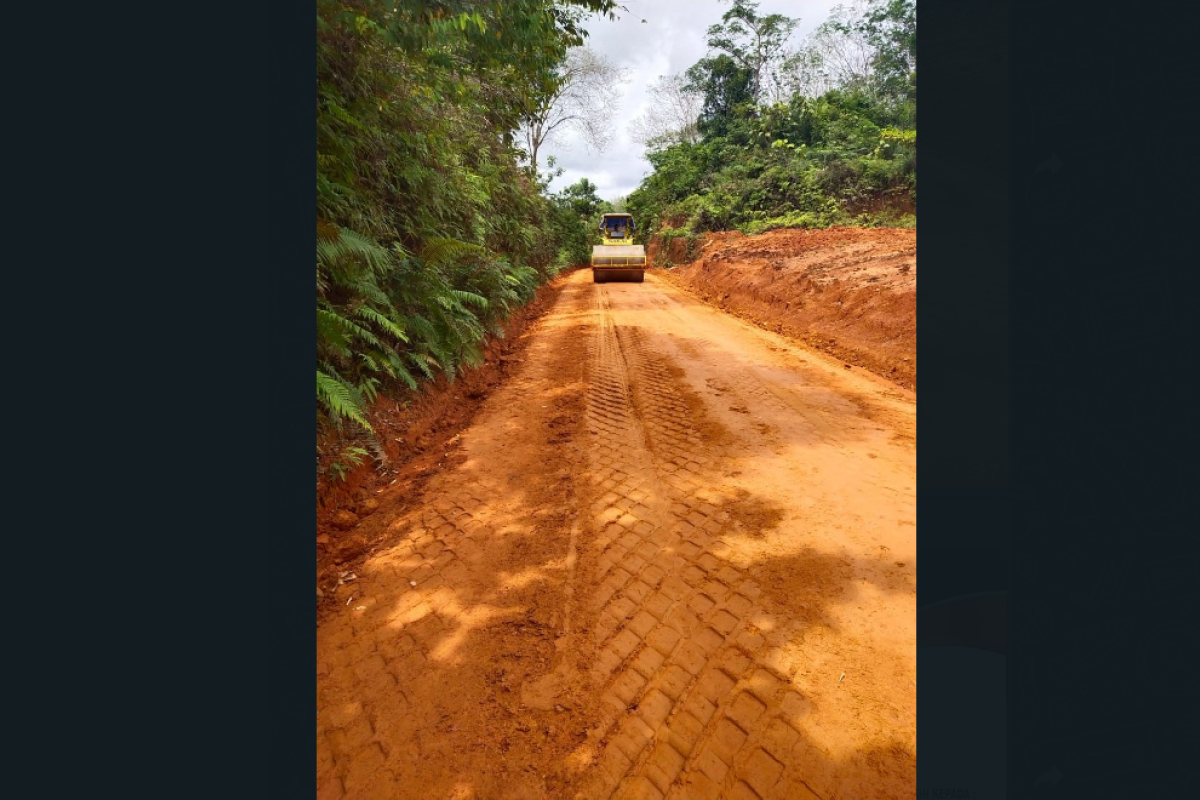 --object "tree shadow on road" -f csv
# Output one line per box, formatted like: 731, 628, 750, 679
317, 275, 916, 800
